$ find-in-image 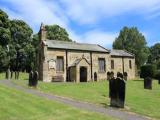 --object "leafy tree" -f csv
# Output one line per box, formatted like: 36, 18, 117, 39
10, 20, 33, 78
113, 27, 150, 68
150, 43, 160, 63
45, 25, 72, 41
0, 9, 11, 73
